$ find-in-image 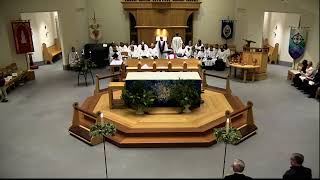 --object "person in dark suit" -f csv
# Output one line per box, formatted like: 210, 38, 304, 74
224, 159, 252, 180
283, 153, 312, 179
